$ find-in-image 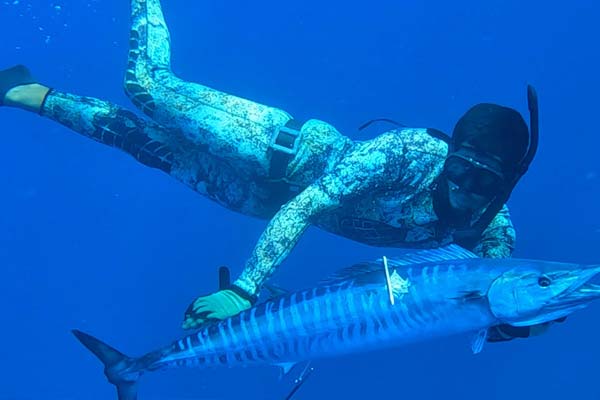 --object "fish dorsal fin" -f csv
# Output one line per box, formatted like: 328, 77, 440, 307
264, 283, 289, 300
320, 245, 477, 285
385, 245, 477, 268
319, 261, 382, 286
